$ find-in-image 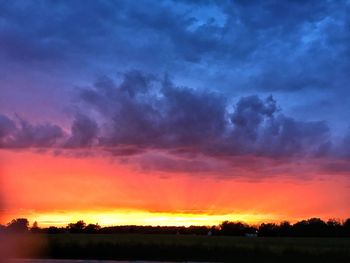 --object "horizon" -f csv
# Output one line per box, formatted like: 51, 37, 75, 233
1, 0, 350, 227
3, 215, 349, 229
1, 210, 276, 227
